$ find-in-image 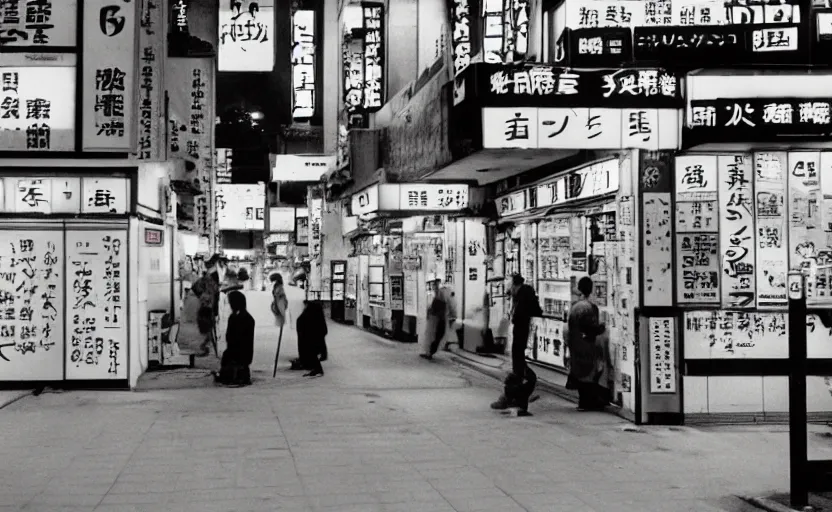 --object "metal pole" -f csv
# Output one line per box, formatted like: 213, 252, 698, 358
788, 271, 809, 508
